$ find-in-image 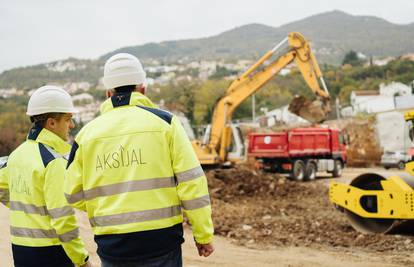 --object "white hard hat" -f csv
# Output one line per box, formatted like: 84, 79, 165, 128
26, 85, 77, 116
103, 53, 147, 89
